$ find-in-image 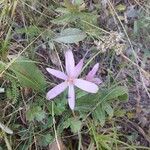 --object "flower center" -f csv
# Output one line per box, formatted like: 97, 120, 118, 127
67, 77, 74, 84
